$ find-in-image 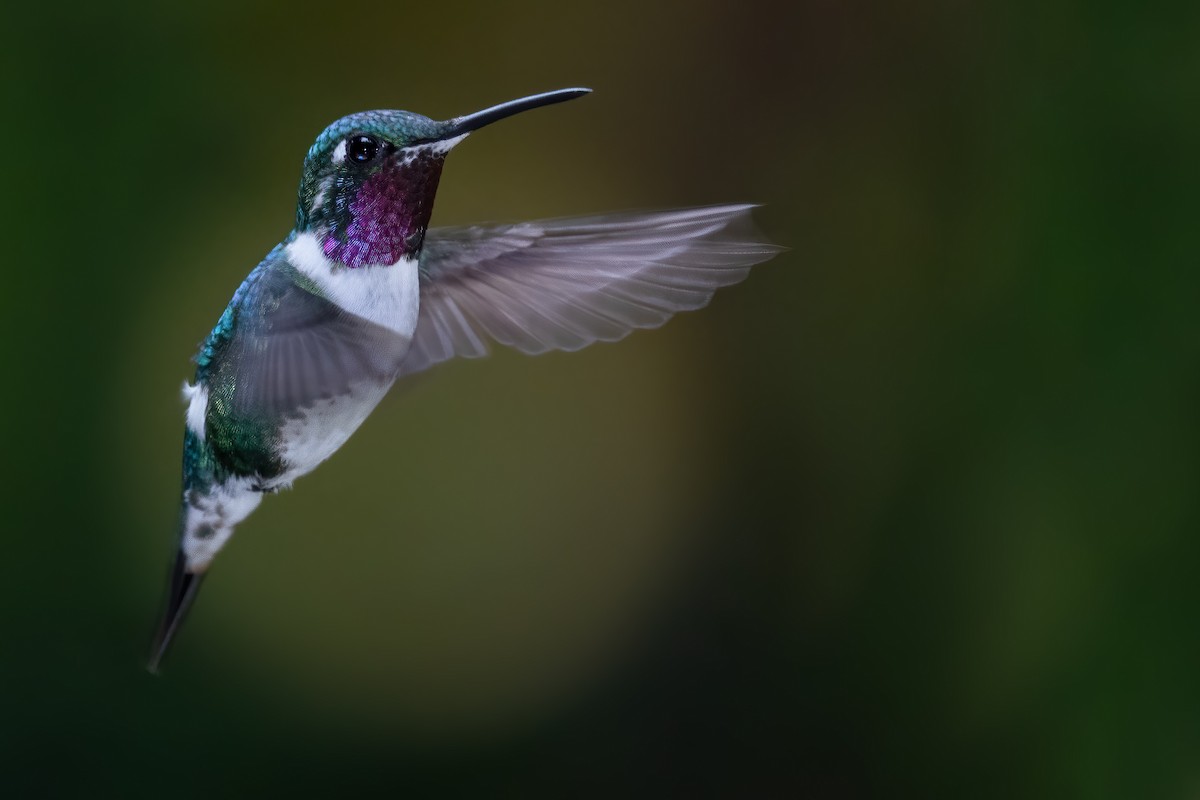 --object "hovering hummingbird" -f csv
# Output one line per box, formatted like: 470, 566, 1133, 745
149, 87, 782, 672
